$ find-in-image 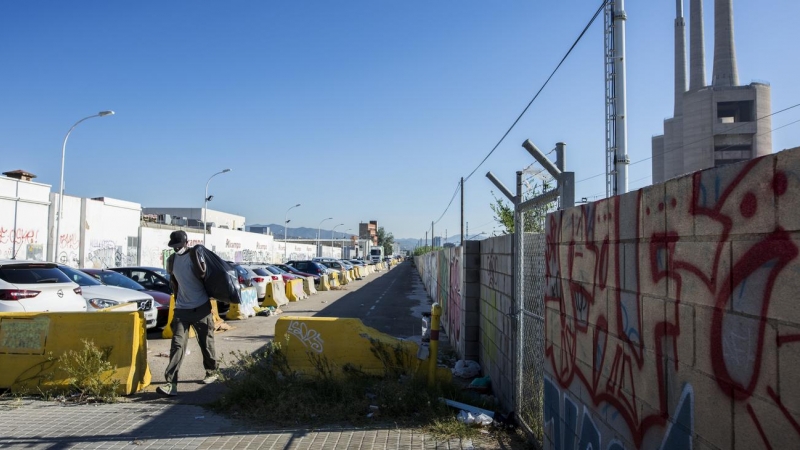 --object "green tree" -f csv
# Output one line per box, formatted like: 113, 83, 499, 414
489, 181, 555, 235
376, 226, 395, 256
